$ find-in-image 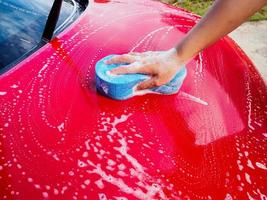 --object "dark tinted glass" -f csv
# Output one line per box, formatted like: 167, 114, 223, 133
0, 0, 77, 69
